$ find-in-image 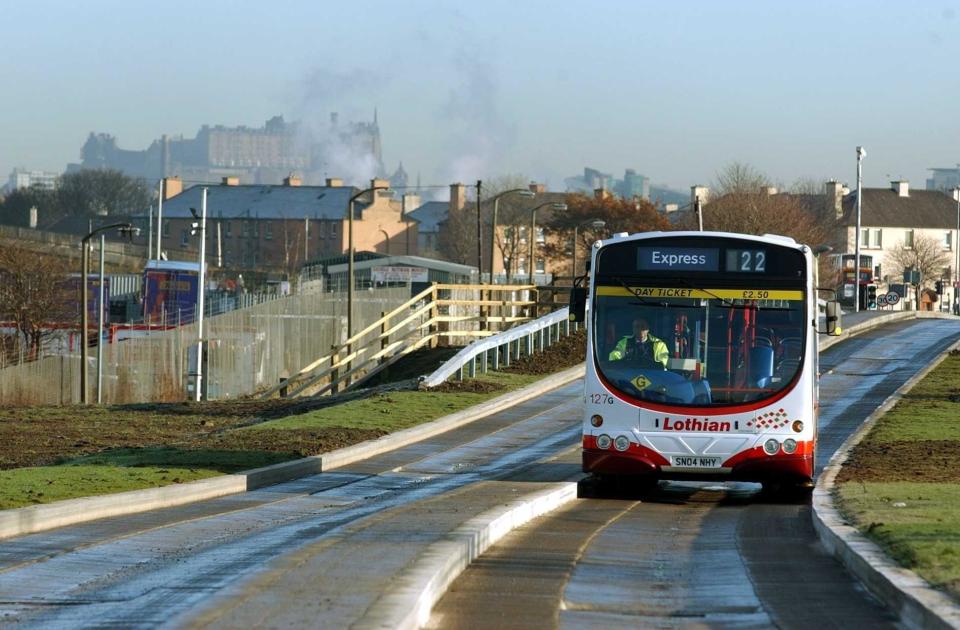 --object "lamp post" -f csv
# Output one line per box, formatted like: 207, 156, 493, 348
955, 186, 960, 314
80, 222, 136, 404
572, 219, 606, 278
189, 188, 208, 401
347, 185, 389, 341
488, 188, 535, 283
855, 146, 865, 313
527, 202, 568, 285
